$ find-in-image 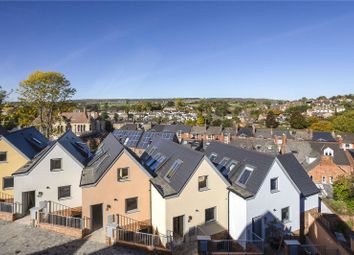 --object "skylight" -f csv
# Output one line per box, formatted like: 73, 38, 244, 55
150, 155, 166, 171
209, 153, 217, 162
32, 137, 42, 144
237, 166, 254, 185
222, 161, 238, 176
165, 159, 183, 181
217, 157, 230, 170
